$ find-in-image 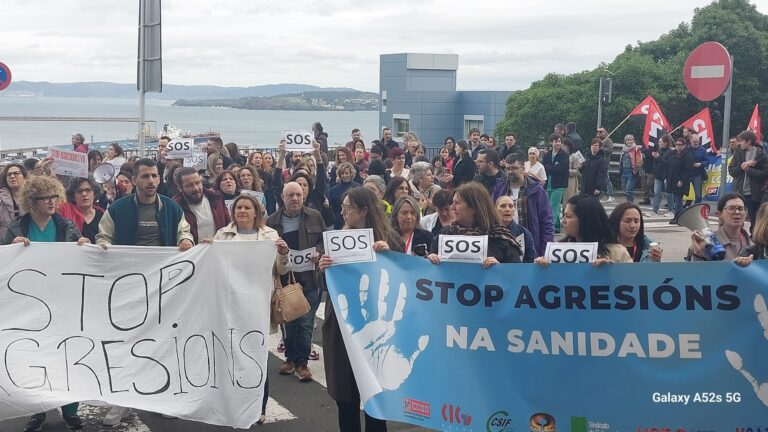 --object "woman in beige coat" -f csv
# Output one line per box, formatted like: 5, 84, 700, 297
211, 194, 290, 425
